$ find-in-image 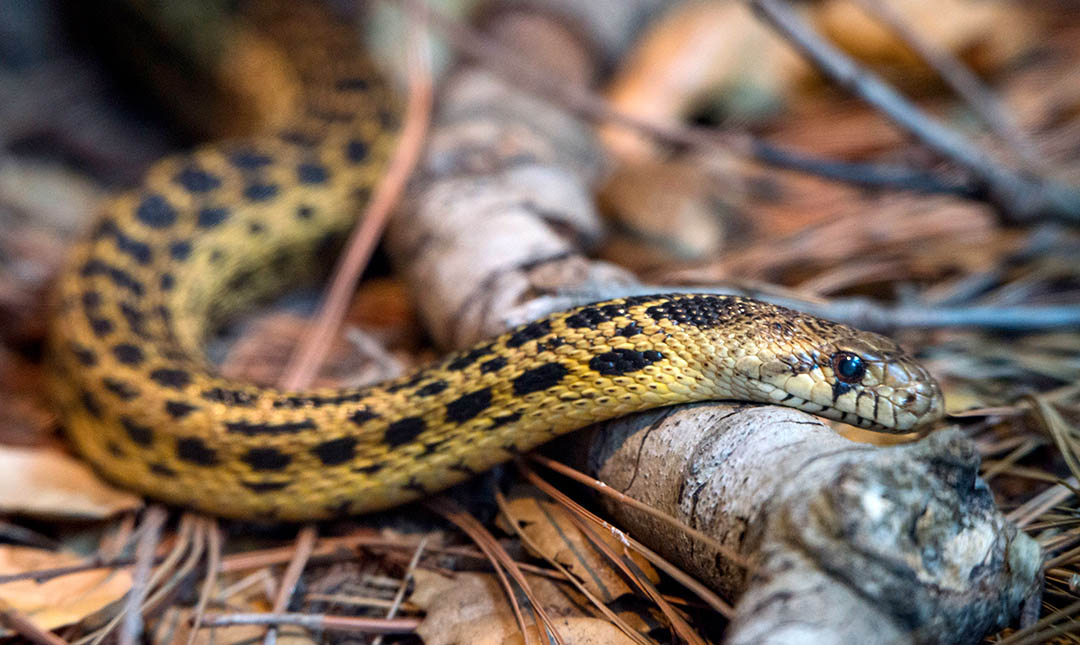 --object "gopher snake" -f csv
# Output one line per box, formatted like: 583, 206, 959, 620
47, 1, 944, 520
